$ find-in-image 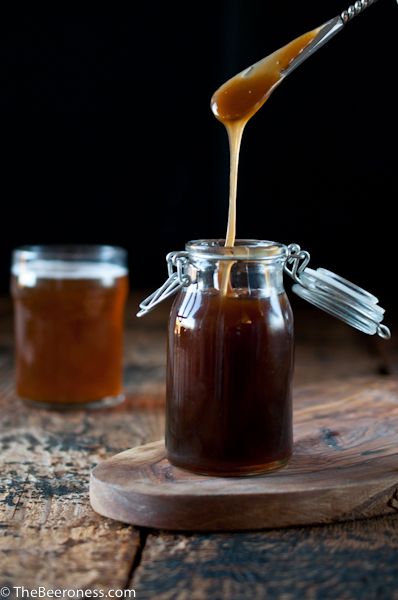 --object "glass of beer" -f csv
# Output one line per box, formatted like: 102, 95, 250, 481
11, 245, 129, 409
